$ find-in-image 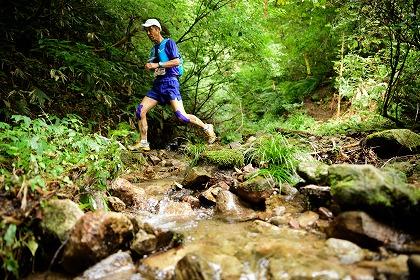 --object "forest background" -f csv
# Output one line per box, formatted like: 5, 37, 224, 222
0, 0, 419, 278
